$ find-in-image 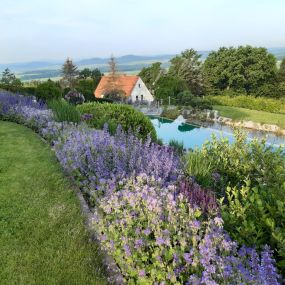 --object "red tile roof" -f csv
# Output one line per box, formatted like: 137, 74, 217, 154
94, 75, 139, 98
